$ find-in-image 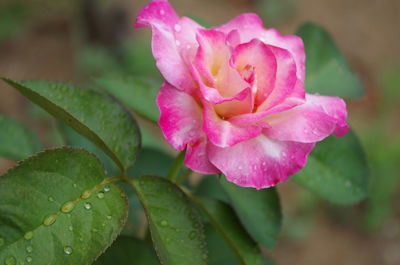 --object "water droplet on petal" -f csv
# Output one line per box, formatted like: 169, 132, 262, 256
174, 24, 181, 32
63, 246, 73, 255
175, 40, 181, 46
26, 246, 33, 253
84, 202, 92, 210
4, 256, 16, 265
160, 9, 165, 15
